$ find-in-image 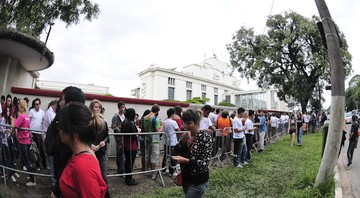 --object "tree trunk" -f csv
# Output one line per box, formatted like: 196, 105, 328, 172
301, 101, 307, 113
314, 0, 345, 187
